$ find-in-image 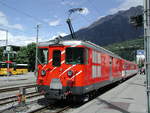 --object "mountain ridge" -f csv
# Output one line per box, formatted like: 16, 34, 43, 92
64, 5, 143, 46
